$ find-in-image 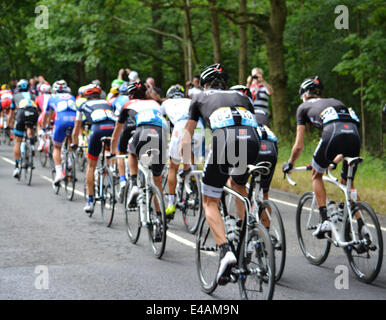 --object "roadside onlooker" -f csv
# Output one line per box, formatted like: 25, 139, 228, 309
246, 68, 274, 117
146, 77, 162, 97
186, 75, 202, 98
